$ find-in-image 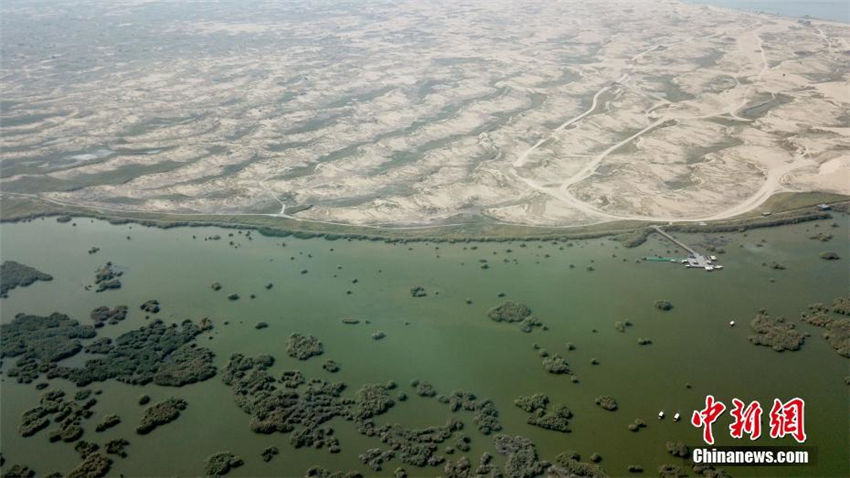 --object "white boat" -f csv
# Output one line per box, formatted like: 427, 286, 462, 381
714, 265, 724, 270
673, 412, 681, 422
658, 411, 665, 419
729, 320, 736, 327
709, 255, 717, 261
704, 265, 714, 271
